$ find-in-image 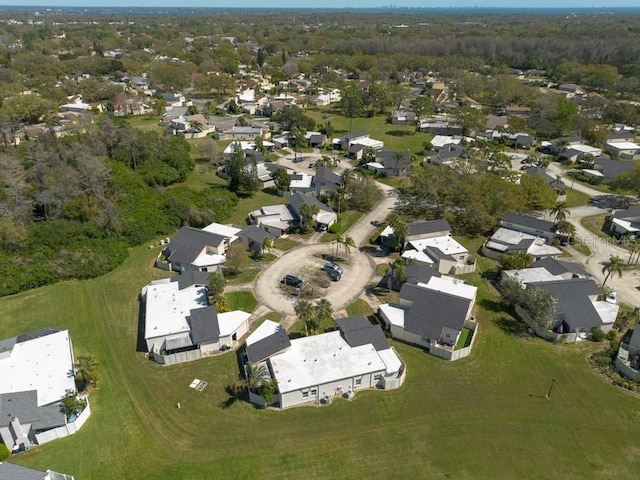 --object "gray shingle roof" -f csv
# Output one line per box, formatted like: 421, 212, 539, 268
16, 328, 59, 344
532, 257, 588, 277
288, 192, 333, 217
189, 306, 220, 345
238, 225, 274, 245
375, 149, 412, 170
313, 166, 341, 186
165, 227, 227, 266
245, 328, 291, 364
405, 264, 441, 285
170, 270, 211, 290
595, 158, 636, 179
629, 324, 640, 350
335, 316, 390, 351
0, 391, 66, 431
528, 278, 602, 332
613, 205, 640, 220
400, 284, 471, 339
408, 219, 451, 237
503, 212, 556, 234
0, 463, 48, 480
